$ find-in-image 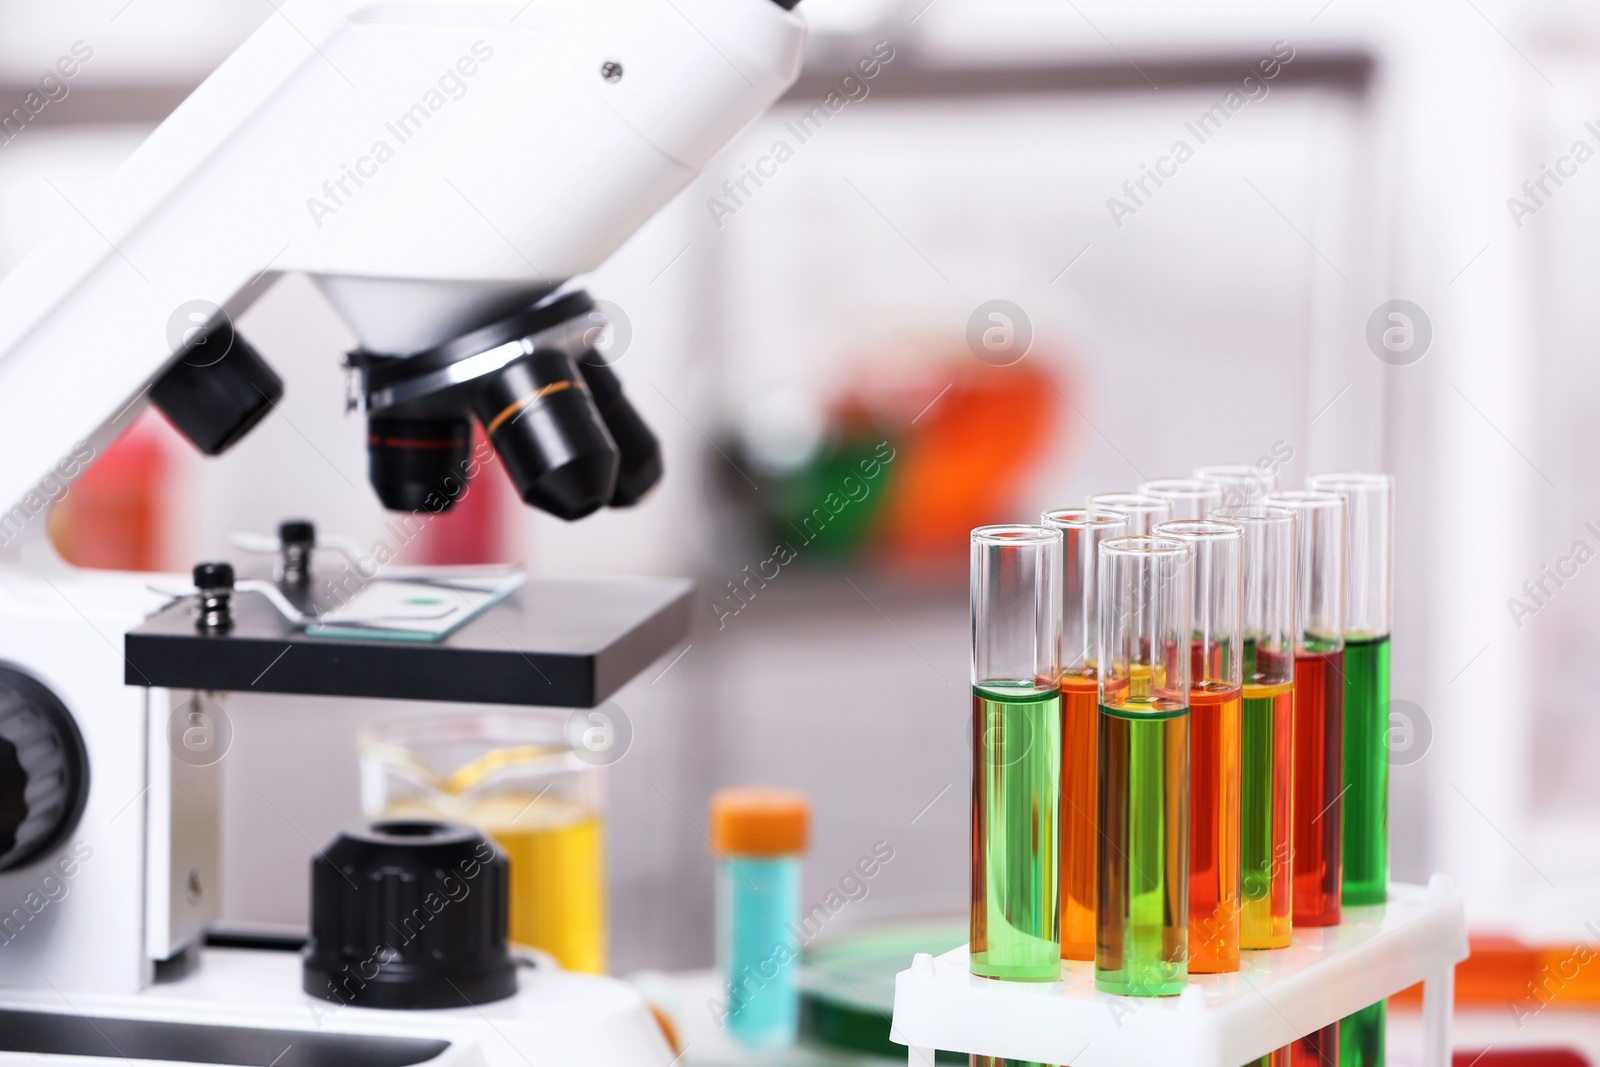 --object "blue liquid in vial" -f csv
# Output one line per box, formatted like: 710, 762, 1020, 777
719, 855, 802, 1048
